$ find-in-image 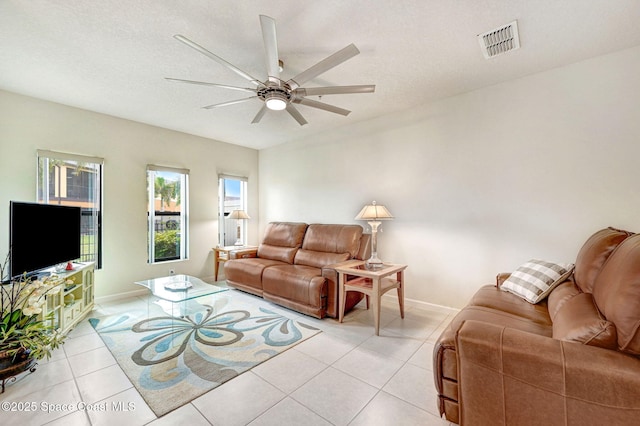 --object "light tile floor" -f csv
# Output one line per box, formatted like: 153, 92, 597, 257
0, 287, 456, 426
